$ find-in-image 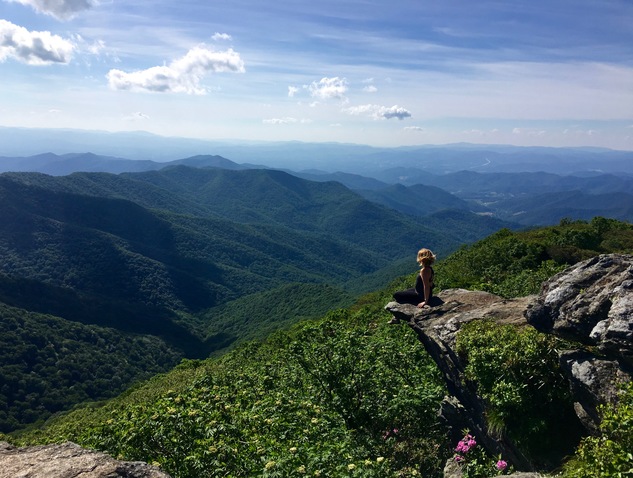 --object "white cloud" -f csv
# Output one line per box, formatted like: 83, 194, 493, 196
212, 32, 232, 41
123, 111, 150, 121
6, 0, 96, 20
363, 85, 378, 93
263, 117, 298, 124
288, 86, 299, 97
513, 127, 546, 136
404, 126, 424, 131
107, 46, 245, 94
308, 77, 348, 100
0, 19, 75, 65
344, 104, 412, 120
